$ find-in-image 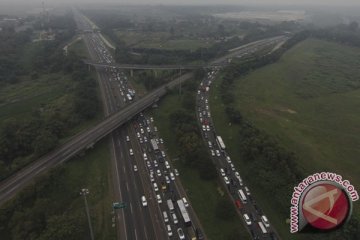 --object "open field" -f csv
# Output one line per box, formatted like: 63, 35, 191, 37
115, 30, 214, 50
152, 90, 251, 240
68, 37, 91, 59
210, 38, 360, 239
